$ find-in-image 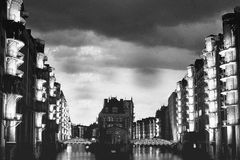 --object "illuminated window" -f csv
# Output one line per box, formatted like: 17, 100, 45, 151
189, 122, 195, 132
208, 68, 216, 79
188, 89, 194, 97
48, 112, 54, 120
209, 101, 217, 113
226, 78, 237, 90
6, 57, 17, 75
199, 110, 202, 116
208, 90, 217, 101
177, 101, 181, 106
224, 34, 233, 49
188, 96, 194, 104
226, 92, 238, 105
188, 105, 194, 112
225, 50, 234, 62
178, 107, 182, 112
49, 76, 56, 89
188, 79, 194, 87
209, 113, 218, 128
205, 39, 213, 52
36, 79, 46, 90
49, 105, 55, 112
227, 107, 236, 124
208, 79, 216, 90
207, 56, 215, 68
35, 112, 44, 128
36, 53, 45, 69
35, 90, 43, 101
189, 113, 195, 121
178, 113, 182, 119
177, 118, 182, 124
7, 1, 22, 22
178, 126, 182, 133
49, 88, 56, 97
225, 64, 236, 76
187, 67, 194, 77
176, 82, 181, 91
